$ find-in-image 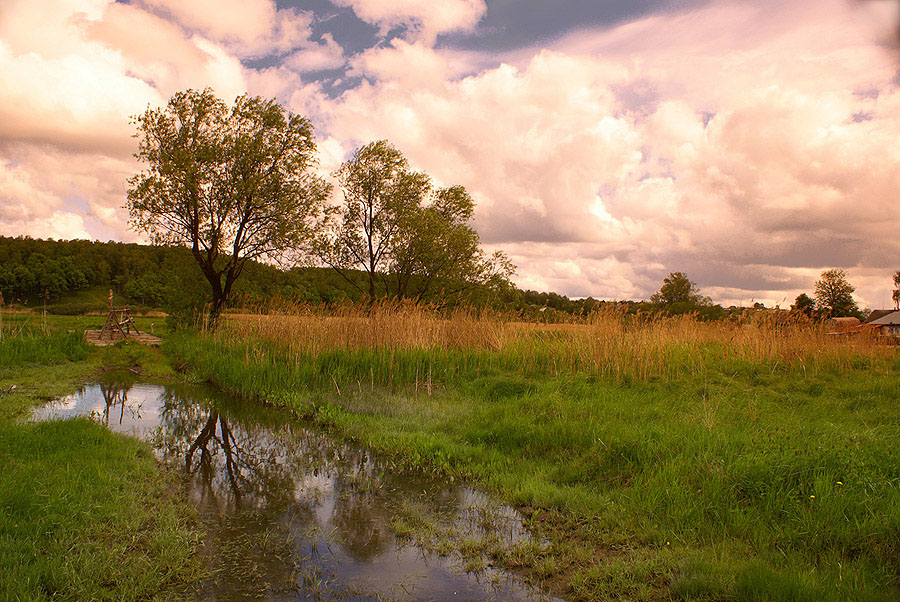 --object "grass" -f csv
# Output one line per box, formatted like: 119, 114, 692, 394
168, 302, 900, 601
0, 309, 168, 342
0, 319, 203, 601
